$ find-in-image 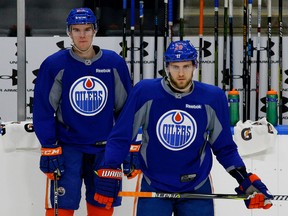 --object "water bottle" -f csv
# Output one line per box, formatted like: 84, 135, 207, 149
266, 89, 278, 126
228, 89, 240, 126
